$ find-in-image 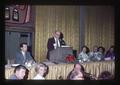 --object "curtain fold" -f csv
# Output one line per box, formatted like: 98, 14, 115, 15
35, 6, 80, 62
84, 6, 114, 50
